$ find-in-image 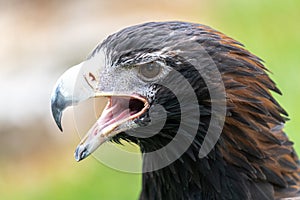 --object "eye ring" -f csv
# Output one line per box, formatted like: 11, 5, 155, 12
138, 61, 162, 81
